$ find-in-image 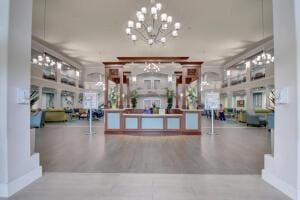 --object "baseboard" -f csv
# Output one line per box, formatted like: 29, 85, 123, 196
0, 166, 42, 197
262, 169, 296, 199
